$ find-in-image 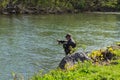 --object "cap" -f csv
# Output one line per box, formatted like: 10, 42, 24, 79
65, 33, 71, 38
